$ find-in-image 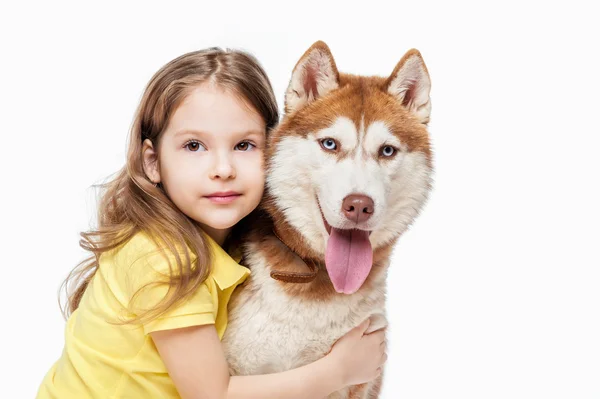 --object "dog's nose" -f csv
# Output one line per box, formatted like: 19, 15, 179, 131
342, 194, 374, 224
